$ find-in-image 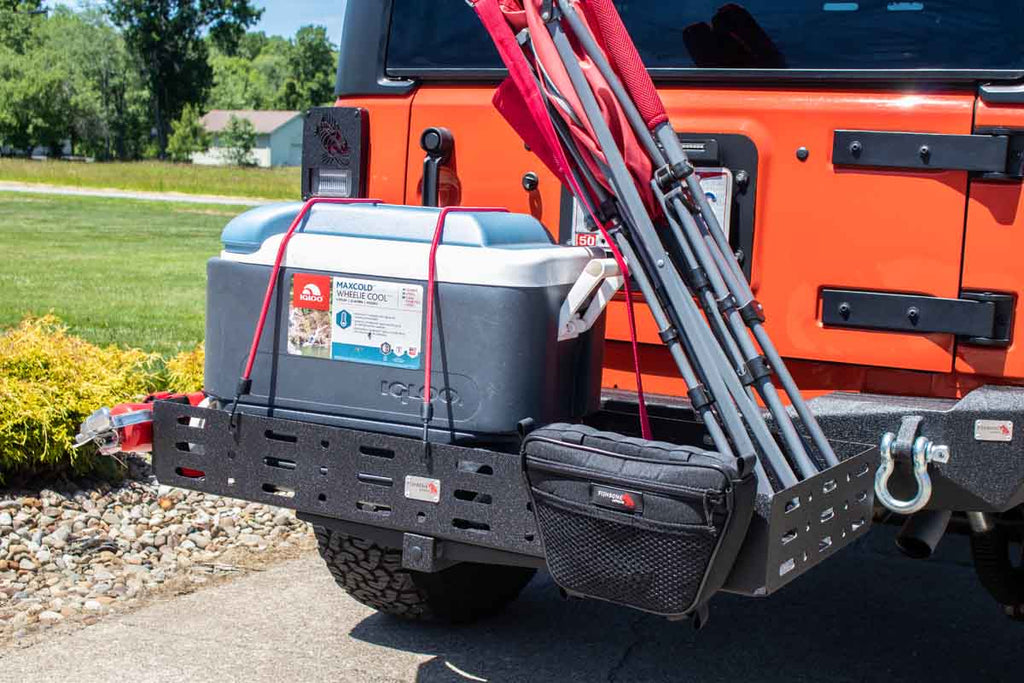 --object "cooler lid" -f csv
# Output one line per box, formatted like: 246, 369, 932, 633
220, 204, 597, 288
221, 202, 557, 254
